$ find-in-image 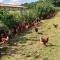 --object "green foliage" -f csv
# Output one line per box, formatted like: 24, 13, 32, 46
35, 2, 56, 16
0, 21, 9, 32
22, 9, 37, 23
22, 1, 56, 20
0, 11, 20, 29
0, 1, 56, 32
